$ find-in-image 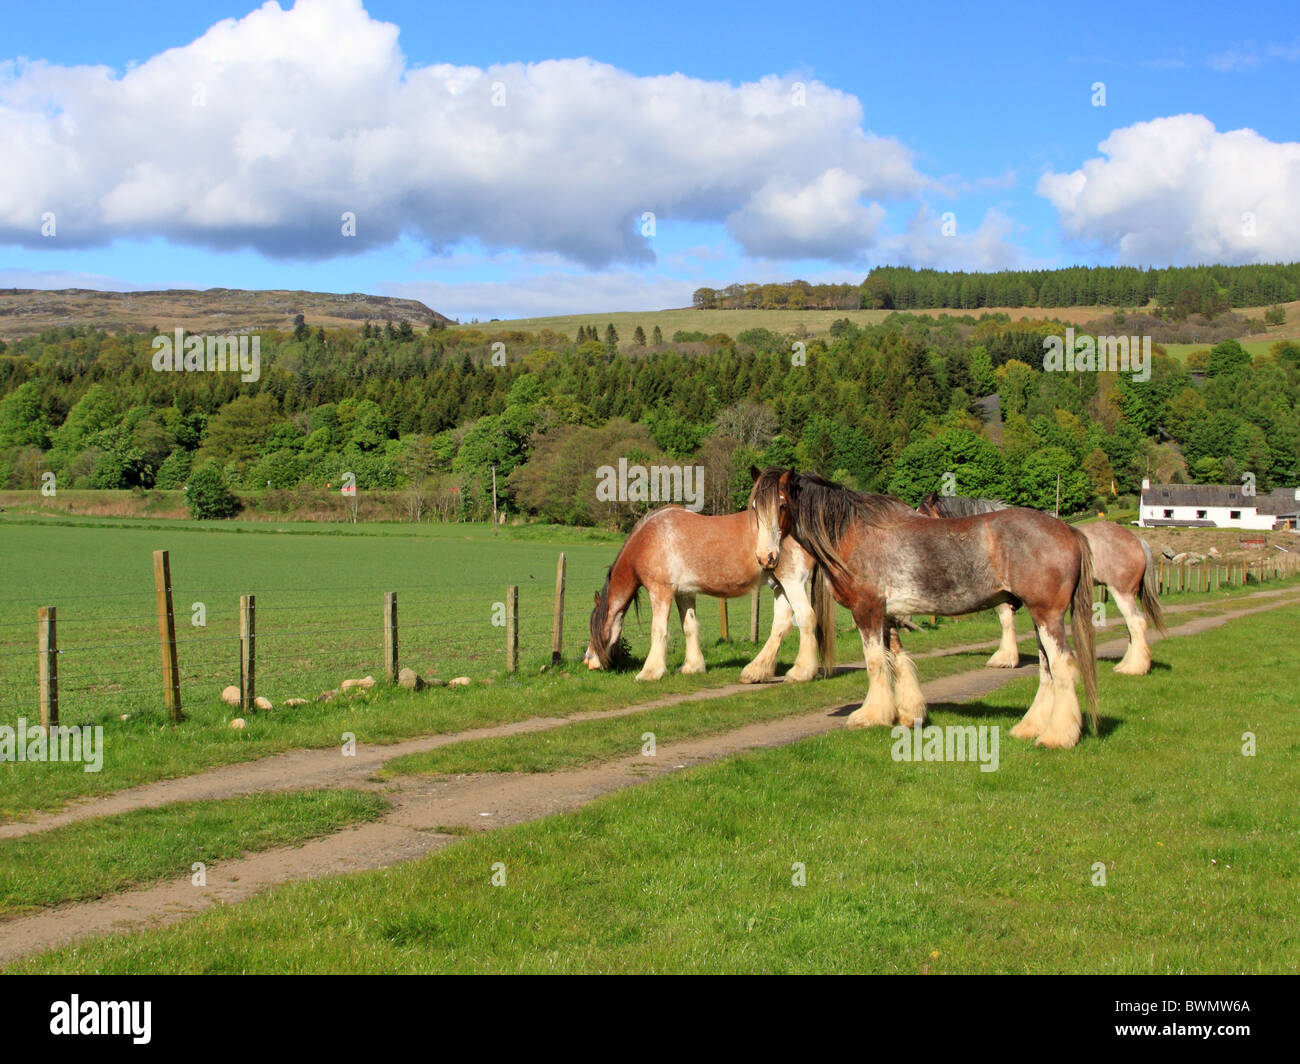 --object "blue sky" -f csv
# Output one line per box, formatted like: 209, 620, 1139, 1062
2, 0, 1298, 319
